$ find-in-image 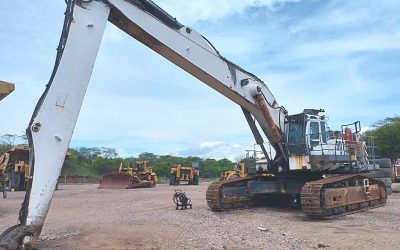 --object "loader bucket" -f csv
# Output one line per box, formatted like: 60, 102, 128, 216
99, 172, 134, 189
